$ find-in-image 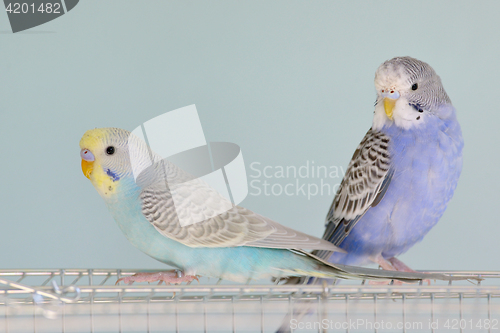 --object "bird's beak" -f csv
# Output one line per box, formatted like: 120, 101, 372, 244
81, 159, 94, 179
80, 148, 95, 179
381, 90, 400, 121
383, 98, 397, 120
